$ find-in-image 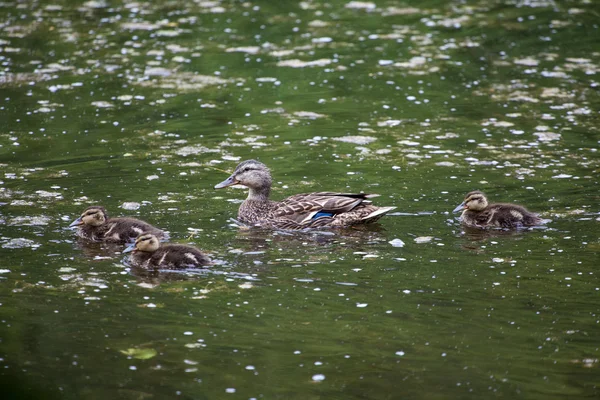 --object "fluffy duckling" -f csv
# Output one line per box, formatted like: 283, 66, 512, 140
453, 191, 543, 229
214, 160, 395, 230
123, 233, 211, 269
69, 206, 166, 244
